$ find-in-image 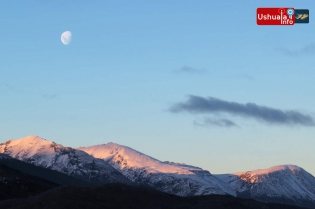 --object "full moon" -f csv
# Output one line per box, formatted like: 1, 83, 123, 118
61, 31, 72, 45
